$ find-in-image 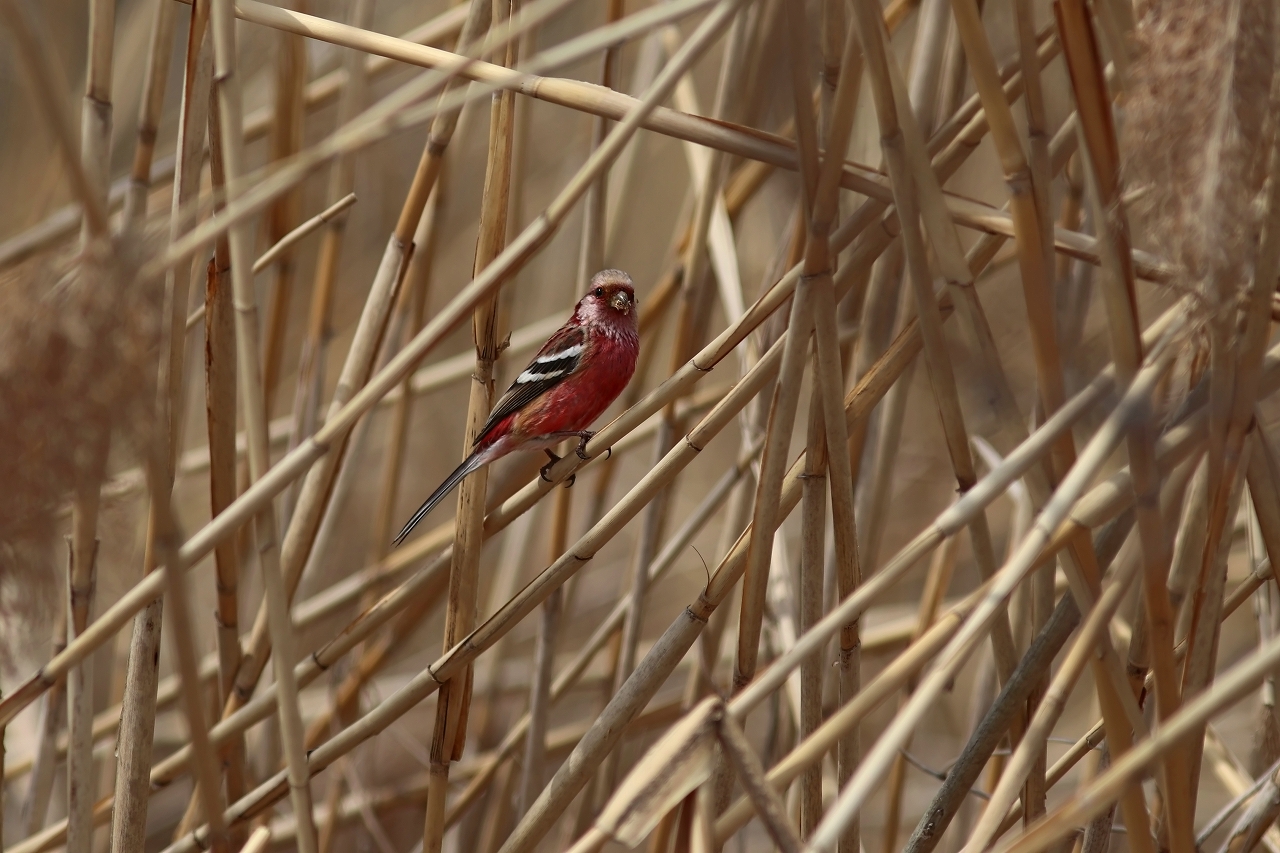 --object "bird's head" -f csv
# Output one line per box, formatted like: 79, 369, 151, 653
575, 269, 637, 329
